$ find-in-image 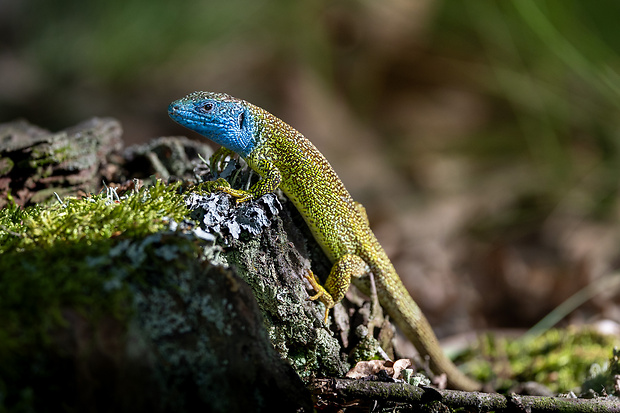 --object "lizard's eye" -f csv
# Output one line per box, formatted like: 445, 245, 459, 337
199, 102, 214, 113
